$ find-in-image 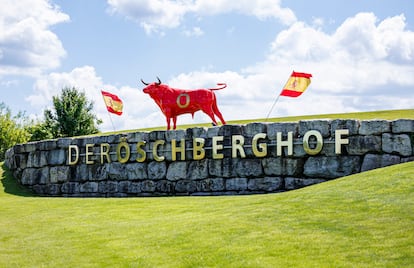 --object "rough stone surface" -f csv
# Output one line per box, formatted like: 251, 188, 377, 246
382, 133, 412, 156
359, 120, 390, 135
5, 119, 413, 197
